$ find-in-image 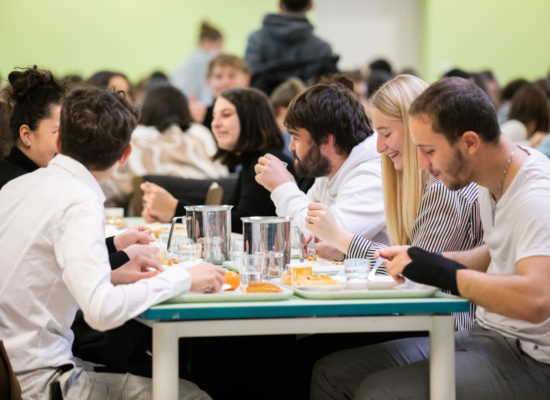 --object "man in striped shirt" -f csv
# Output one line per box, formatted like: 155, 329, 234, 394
311, 77, 550, 399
